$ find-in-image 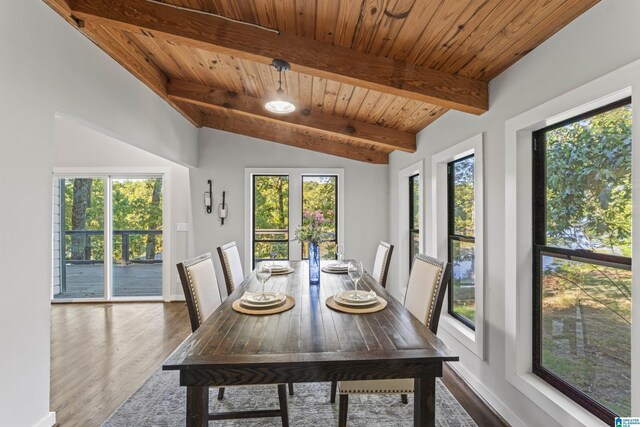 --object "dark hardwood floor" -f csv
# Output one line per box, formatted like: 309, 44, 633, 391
50, 302, 507, 426
50, 302, 191, 426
